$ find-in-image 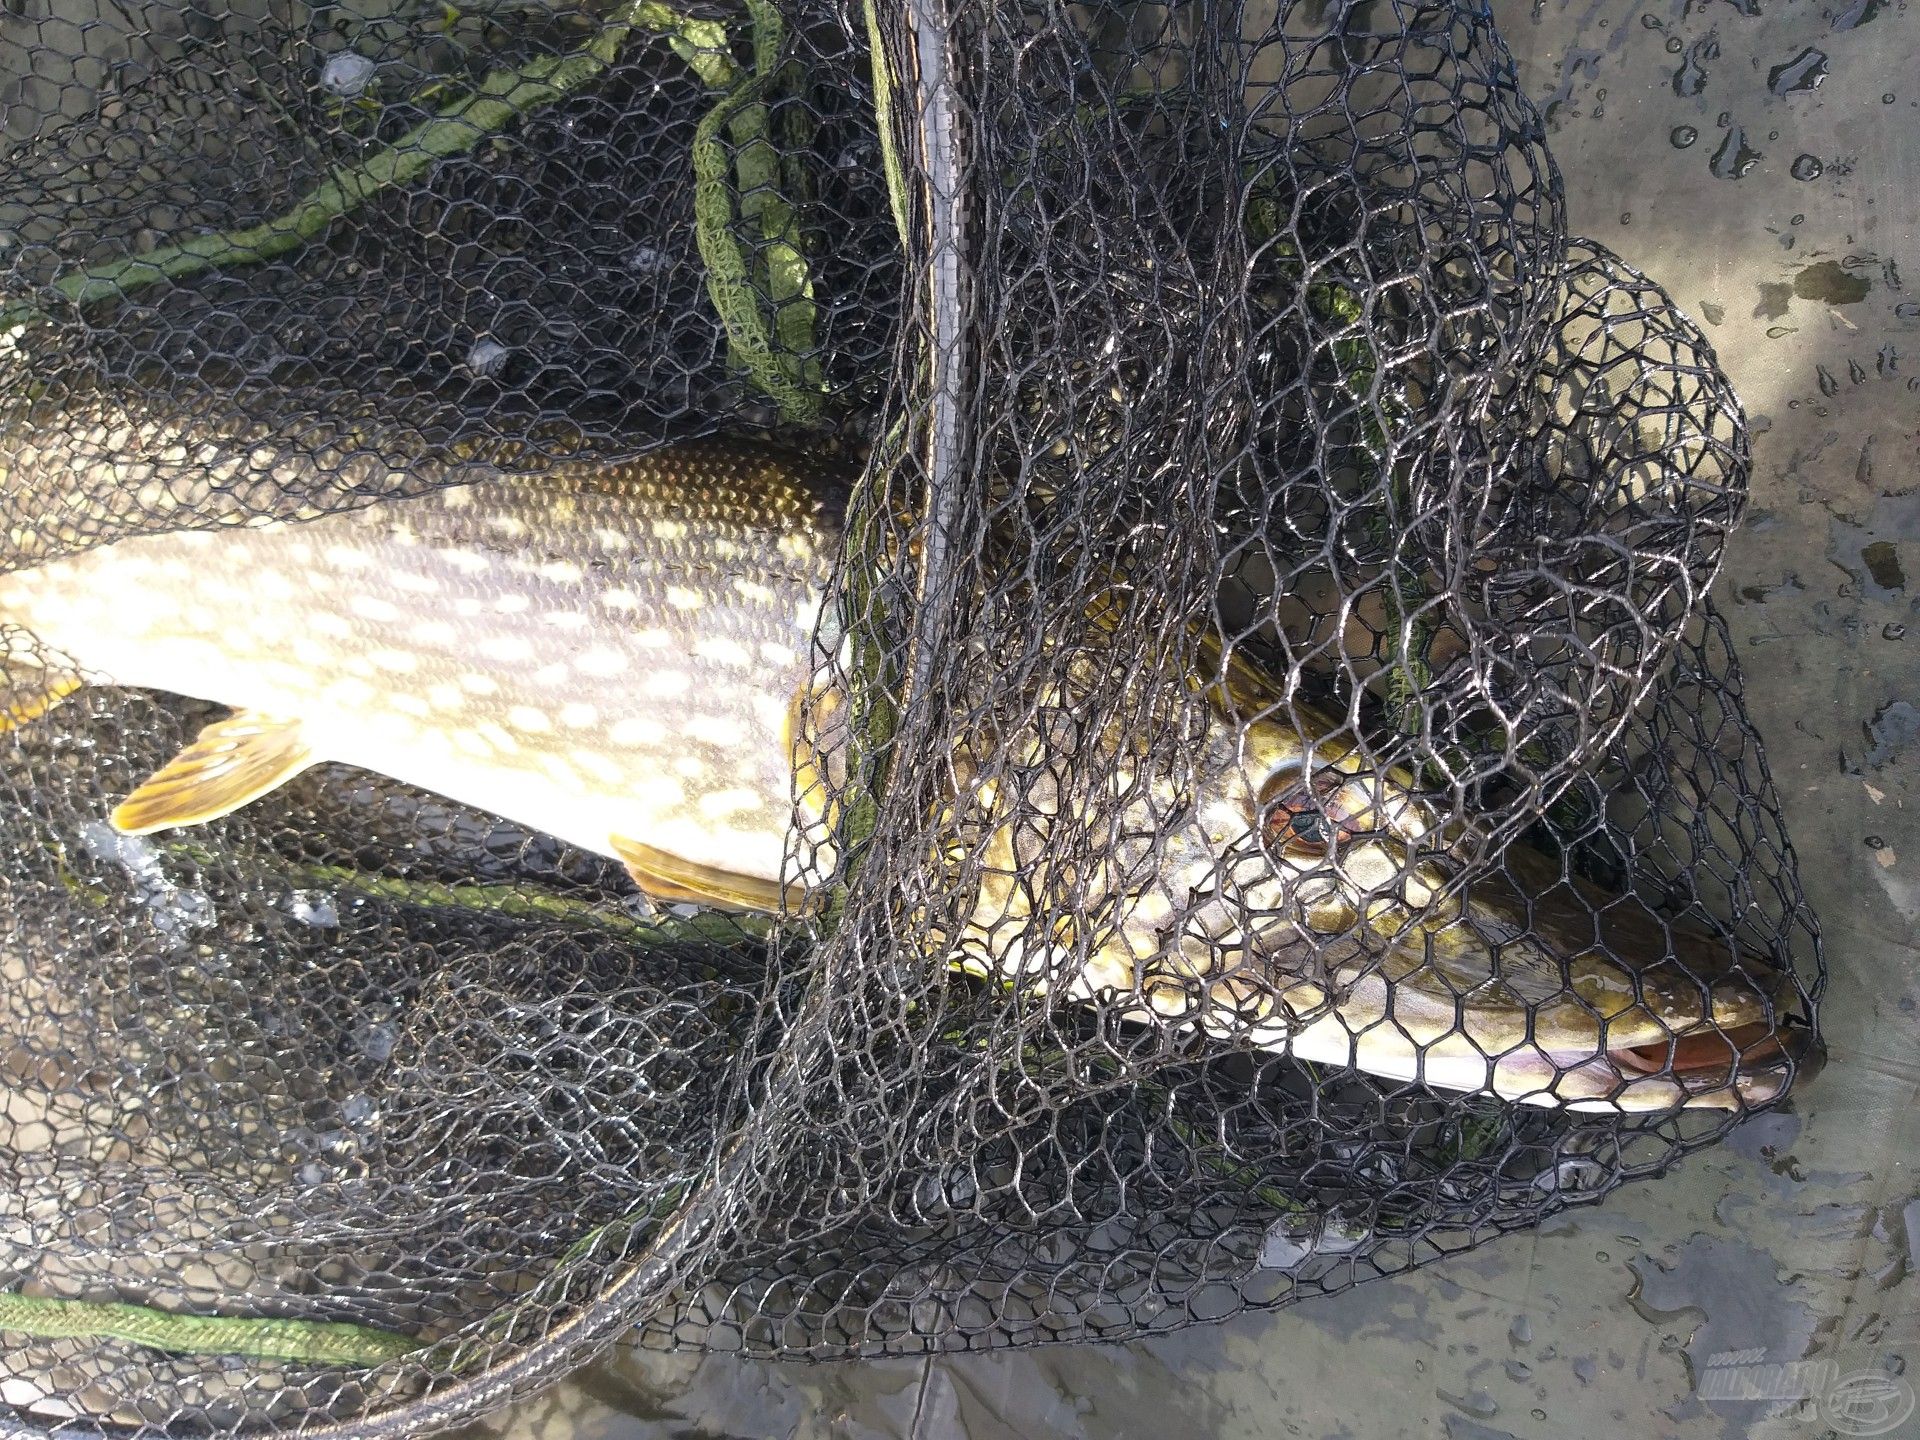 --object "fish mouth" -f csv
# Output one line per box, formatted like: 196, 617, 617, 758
1452, 855, 1824, 1112
1224, 823, 1825, 1112
1603, 1015, 1824, 1108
